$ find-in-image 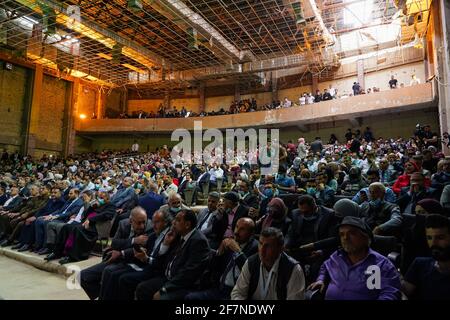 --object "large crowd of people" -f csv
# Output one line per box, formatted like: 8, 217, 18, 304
0, 123, 449, 300
112, 74, 421, 120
